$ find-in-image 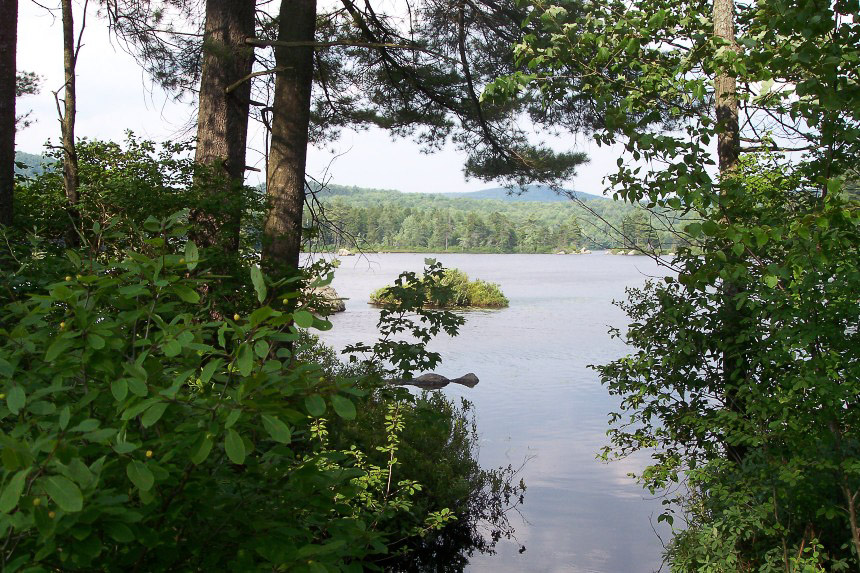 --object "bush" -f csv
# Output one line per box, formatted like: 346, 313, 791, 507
0, 216, 464, 571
